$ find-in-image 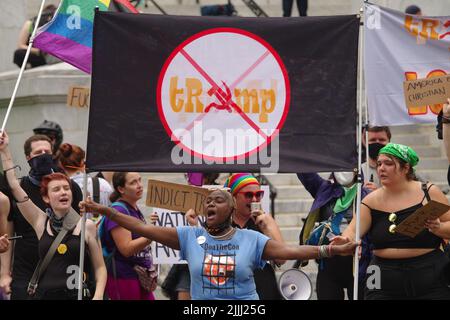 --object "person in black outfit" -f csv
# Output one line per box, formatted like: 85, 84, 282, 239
282, 0, 308, 17
333, 143, 450, 299
0, 132, 106, 300
33, 120, 64, 155
13, 5, 57, 69
0, 135, 83, 300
